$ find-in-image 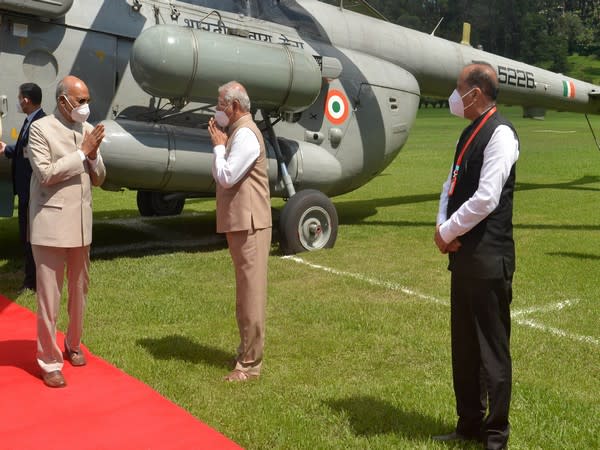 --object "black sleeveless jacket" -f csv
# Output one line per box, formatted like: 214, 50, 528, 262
447, 110, 518, 279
